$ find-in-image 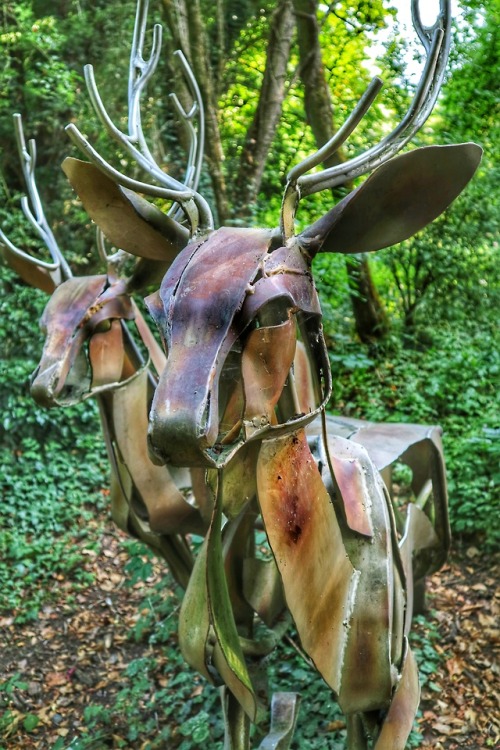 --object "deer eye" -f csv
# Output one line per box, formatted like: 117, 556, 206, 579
93, 319, 112, 334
